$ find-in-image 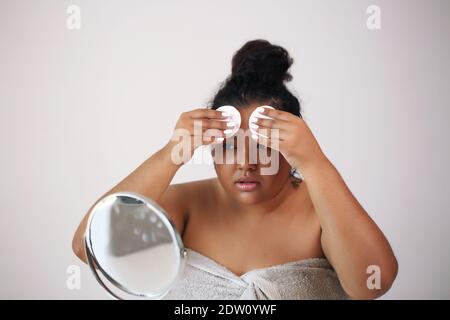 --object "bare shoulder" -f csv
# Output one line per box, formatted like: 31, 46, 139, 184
157, 178, 217, 235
